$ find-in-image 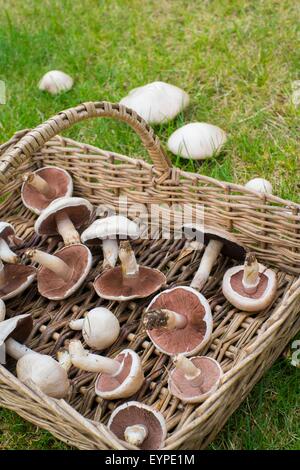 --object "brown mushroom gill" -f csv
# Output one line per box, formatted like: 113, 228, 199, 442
95, 353, 132, 393
38, 205, 91, 235
230, 271, 268, 299
0, 263, 36, 298
147, 288, 207, 355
